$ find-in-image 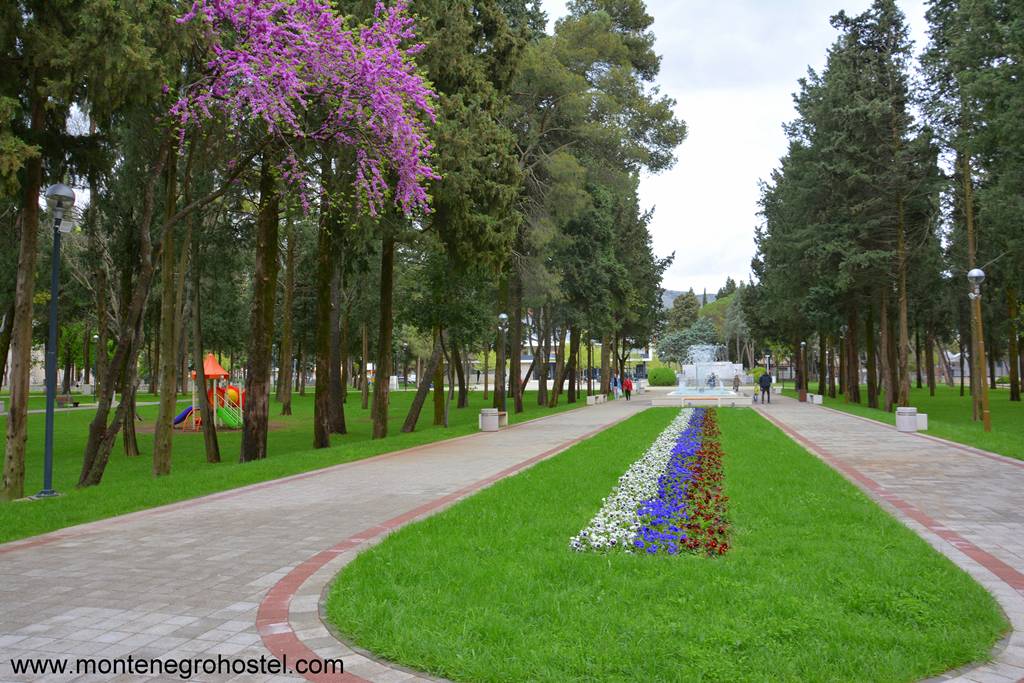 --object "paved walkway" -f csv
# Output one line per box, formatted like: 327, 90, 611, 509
756, 396, 1024, 683
0, 398, 645, 683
